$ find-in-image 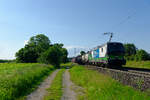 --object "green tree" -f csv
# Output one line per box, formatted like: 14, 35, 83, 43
16, 34, 50, 63
16, 48, 25, 63
61, 48, 68, 63
52, 43, 68, 63
135, 49, 149, 61
51, 43, 68, 63
148, 53, 150, 60
124, 43, 137, 56
38, 45, 63, 68
52, 43, 64, 48
16, 34, 68, 65
16, 45, 38, 63
27, 34, 51, 55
